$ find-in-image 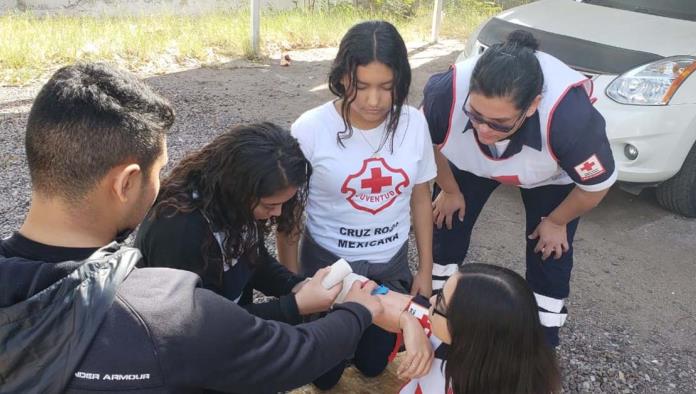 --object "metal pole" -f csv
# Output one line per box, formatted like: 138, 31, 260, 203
251, 0, 260, 56
431, 0, 443, 43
